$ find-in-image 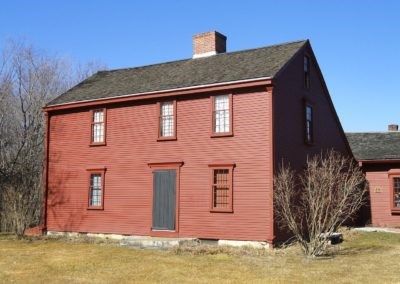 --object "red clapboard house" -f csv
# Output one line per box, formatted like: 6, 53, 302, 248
347, 125, 400, 228
40, 31, 351, 246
